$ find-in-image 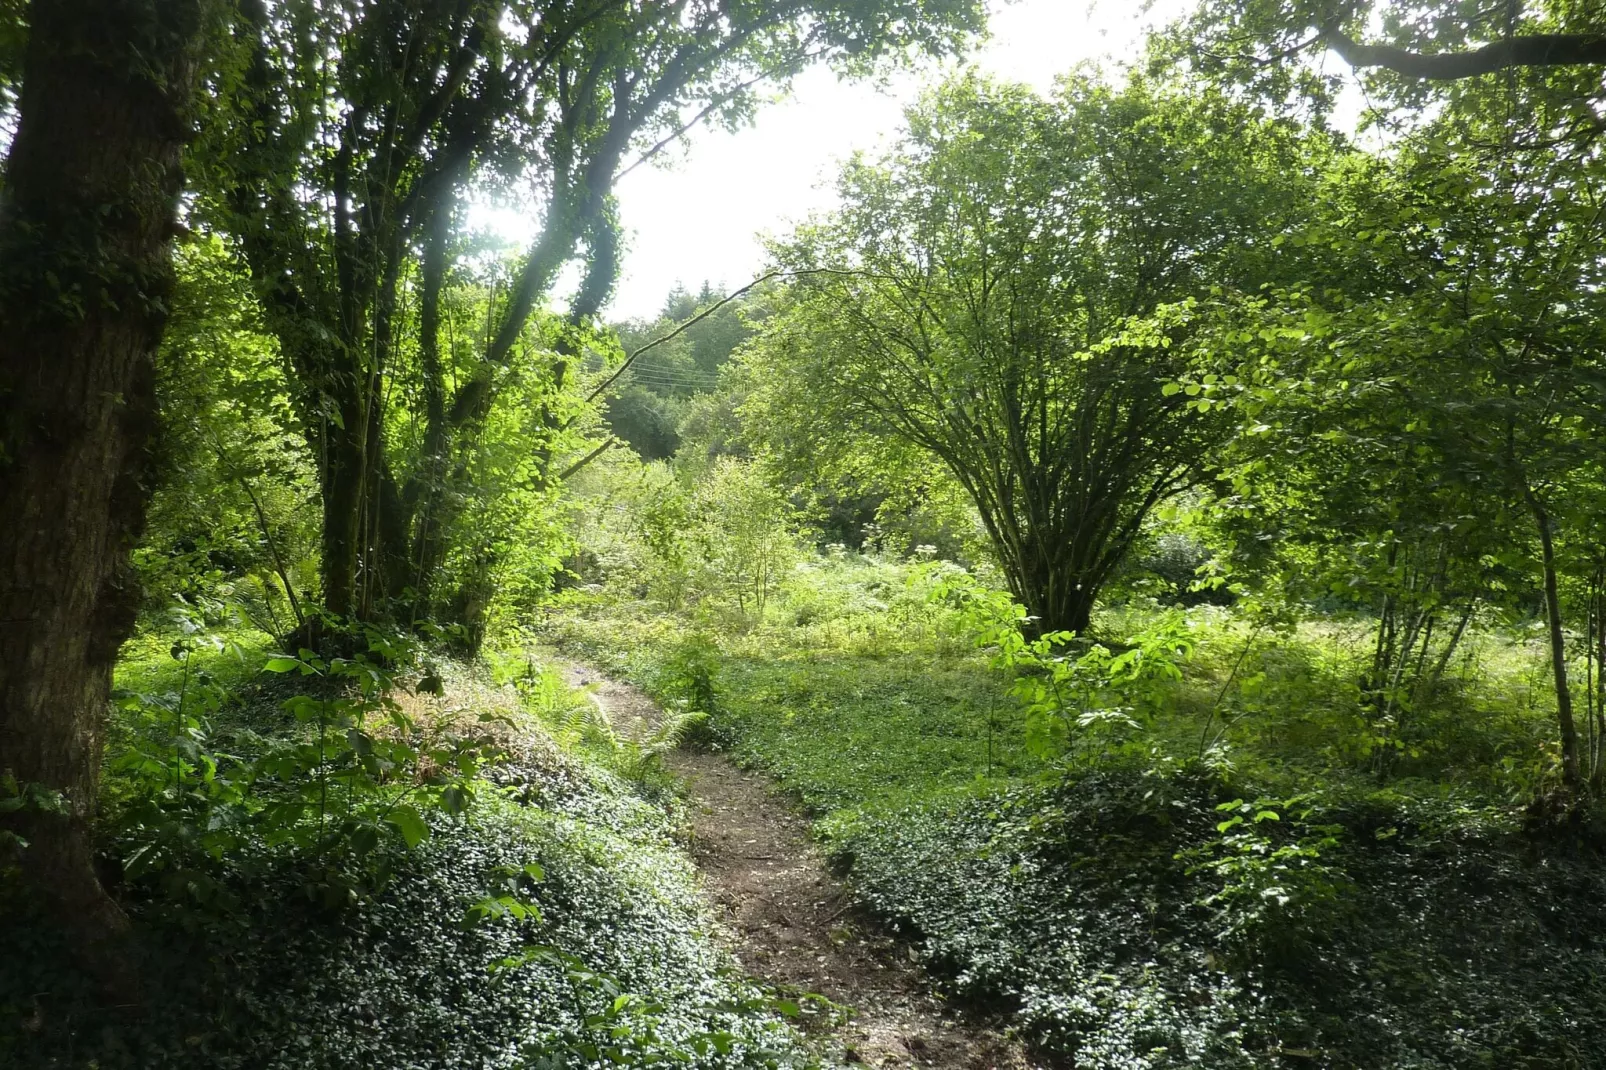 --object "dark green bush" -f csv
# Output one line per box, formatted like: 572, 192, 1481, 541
843, 760, 1606, 1068
1, 649, 812, 1070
